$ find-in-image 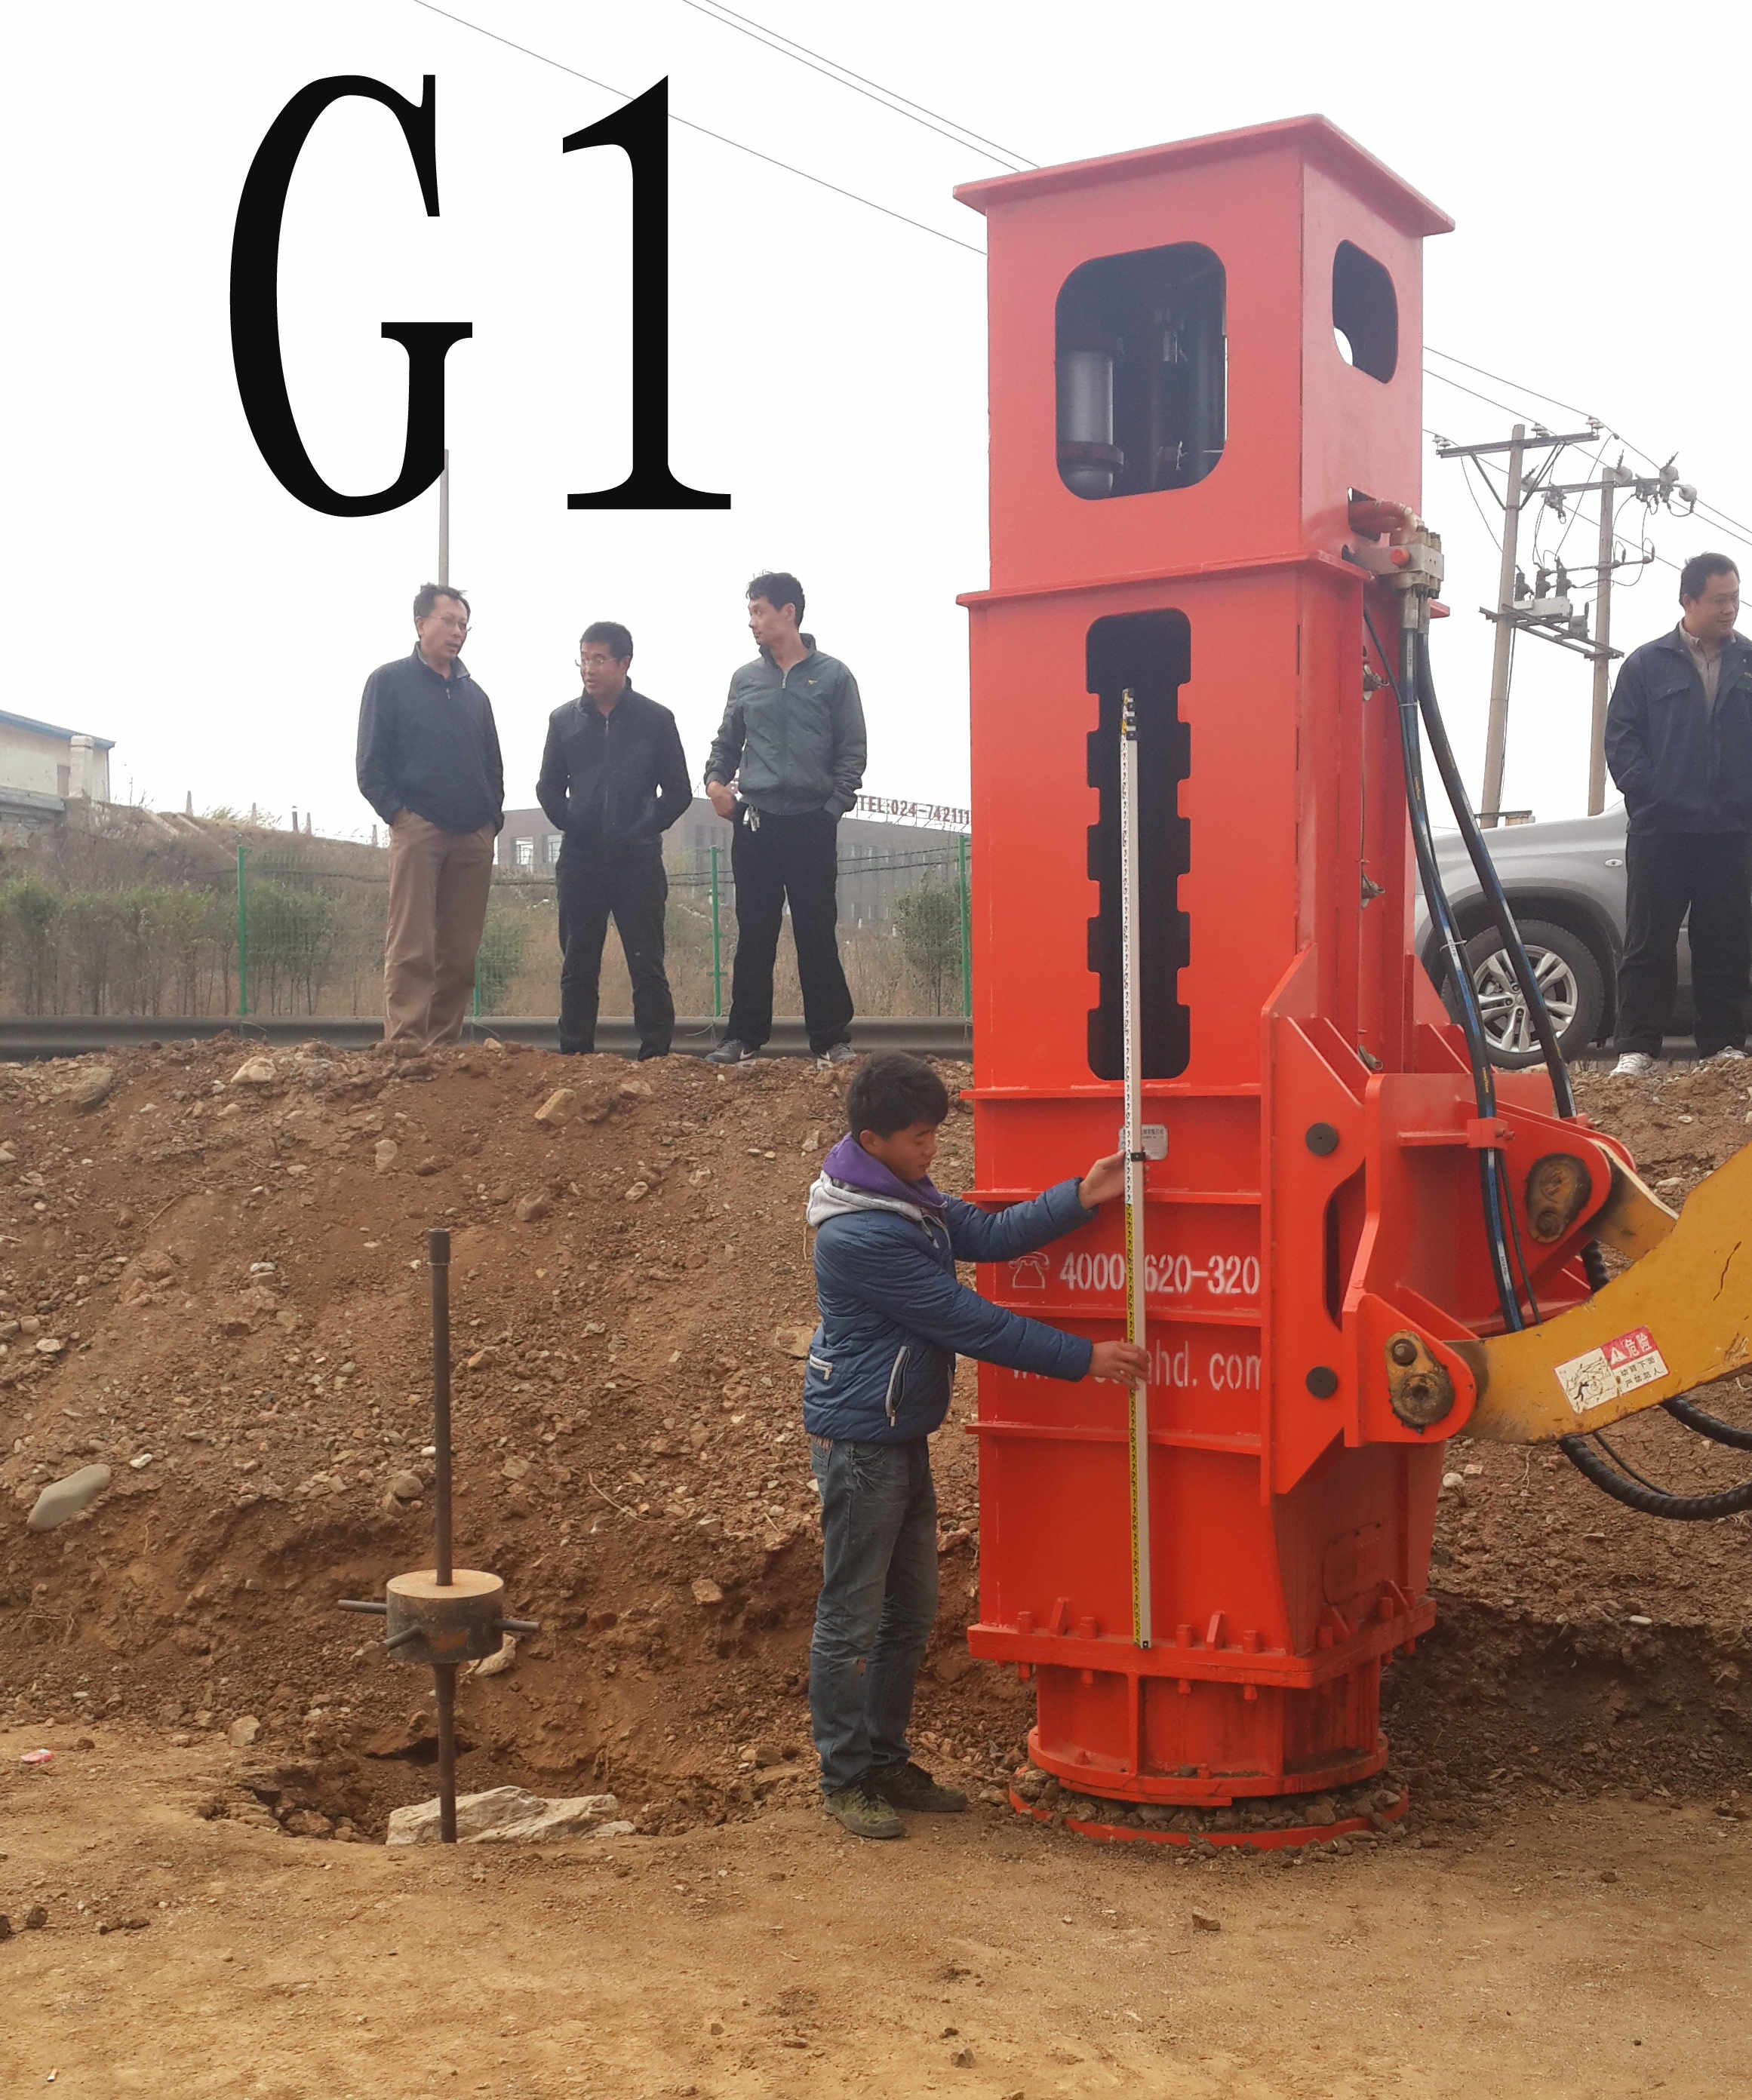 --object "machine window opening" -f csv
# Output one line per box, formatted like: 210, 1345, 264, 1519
1085, 610, 1191, 1079
1332, 242, 1397, 382
1056, 244, 1226, 501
